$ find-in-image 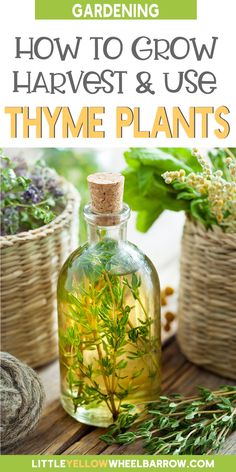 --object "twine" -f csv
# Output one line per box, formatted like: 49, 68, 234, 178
0, 351, 45, 451
0, 181, 80, 368
177, 217, 236, 380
